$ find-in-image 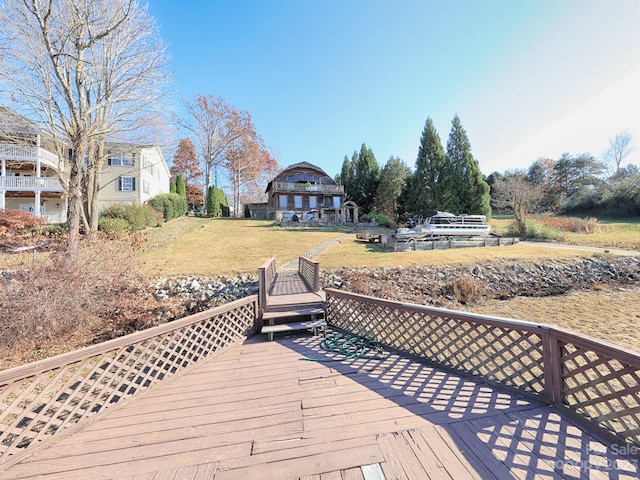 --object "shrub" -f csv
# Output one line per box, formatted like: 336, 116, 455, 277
148, 193, 187, 222
445, 275, 484, 304
100, 203, 157, 231
33, 223, 67, 238
0, 209, 45, 238
0, 237, 179, 364
534, 215, 600, 234
98, 217, 130, 236
506, 219, 565, 241
168, 193, 188, 217
362, 213, 394, 228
